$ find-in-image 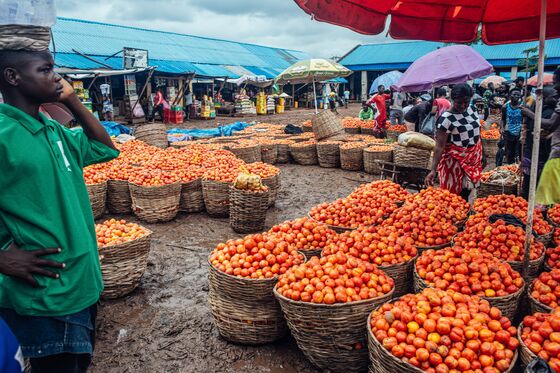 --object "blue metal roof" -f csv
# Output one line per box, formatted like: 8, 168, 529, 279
340, 40, 560, 71
51, 17, 311, 77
